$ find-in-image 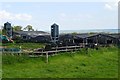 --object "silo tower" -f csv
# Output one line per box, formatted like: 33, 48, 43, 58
4, 22, 13, 38
51, 23, 59, 43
